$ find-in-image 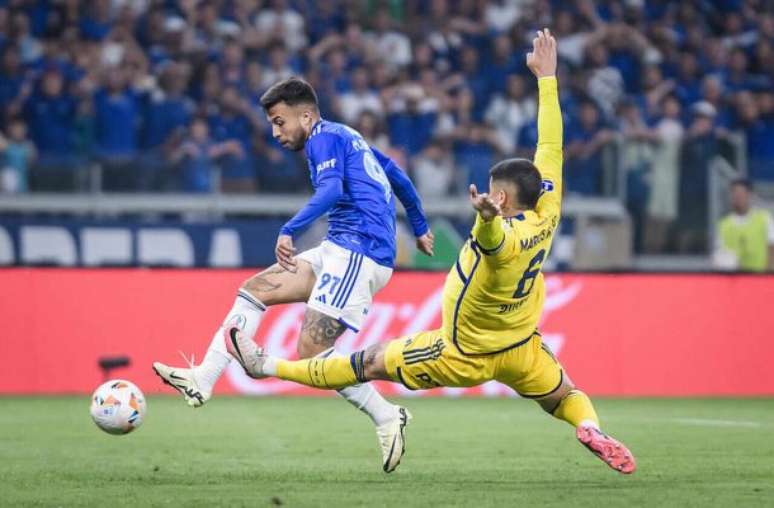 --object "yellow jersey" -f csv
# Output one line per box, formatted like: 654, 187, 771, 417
441, 76, 563, 355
